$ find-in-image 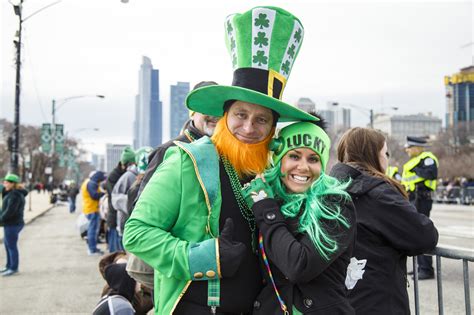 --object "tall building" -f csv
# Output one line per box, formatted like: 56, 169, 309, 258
317, 102, 351, 134
91, 153, 105, 171
170, 82, 190, 138
105, 144, 130, 173
445, 66, 473, 141
133, 56, 163, 148
373, 113, 442, 143
296, 97, 316, 113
